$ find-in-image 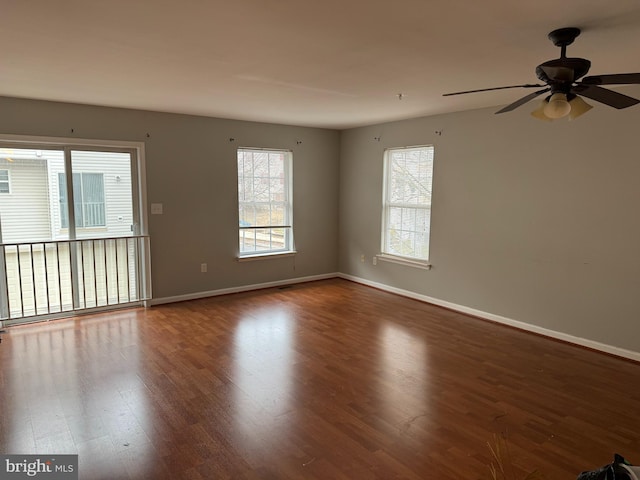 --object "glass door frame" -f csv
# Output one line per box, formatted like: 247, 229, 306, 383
0, 133, 151, 323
